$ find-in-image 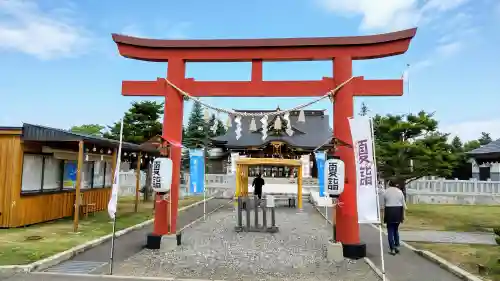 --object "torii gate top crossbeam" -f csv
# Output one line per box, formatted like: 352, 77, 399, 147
112, 28, 416, 62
